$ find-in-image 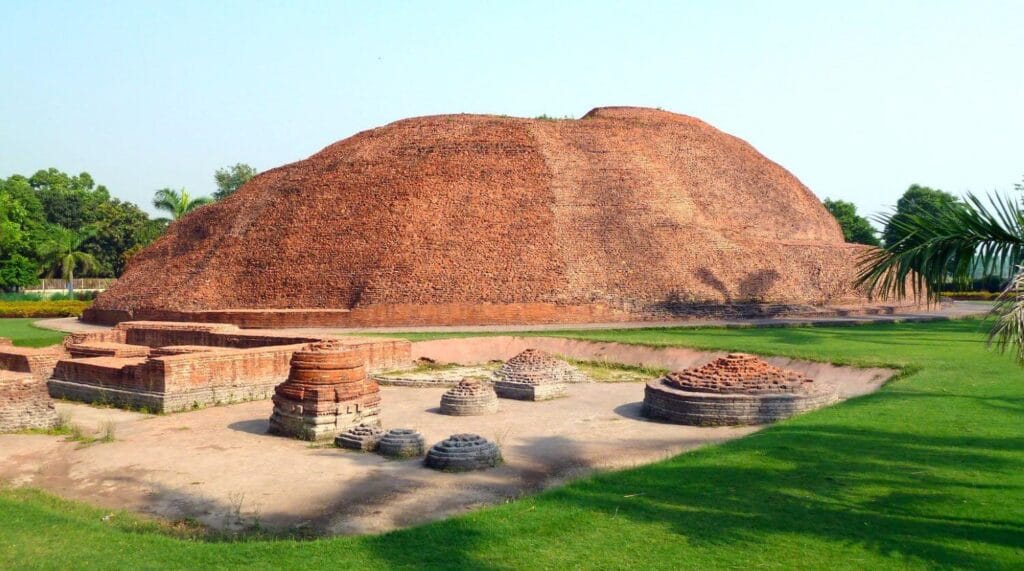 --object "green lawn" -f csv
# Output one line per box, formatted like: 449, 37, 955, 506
2, 319, 1023, 569
0, 318, 67, 347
